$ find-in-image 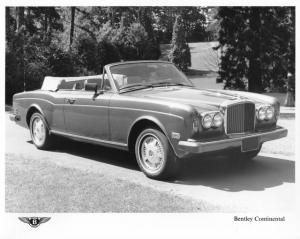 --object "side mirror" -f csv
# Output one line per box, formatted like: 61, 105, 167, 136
96, 88, 104, 95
